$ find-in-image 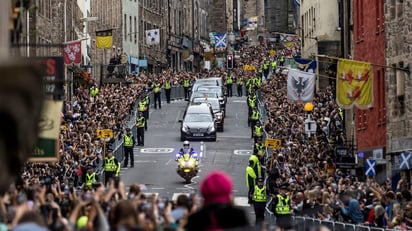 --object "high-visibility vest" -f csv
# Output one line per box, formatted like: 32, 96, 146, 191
255, 78, 262, 87
85, 172, 96, 186
90, 87, 99, 97
254, 125, 263, 136
144, 96, 150, 105
136, 116, 145, 128
165, 81, 171, 89
248, 98, 256, 108
226, 76, 233, 84
253, 186, 267, 202
338, 108, 344, 118
255, 143, 265, 156
251, 111, 259, 120
153, 83, 161, 93
183, 79, 190, 87
271, 61, 277, 69
124, 135, 133, 147
237, 78, 243, 85
104, 157, 117, 172
246, 166, 256, 188
280, 56, 285, 62
263, 62, 269, 70
138, 101, 147, 112
249, 155, 261, 177
275, 195, 291, 215
246, 79, 253, 87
